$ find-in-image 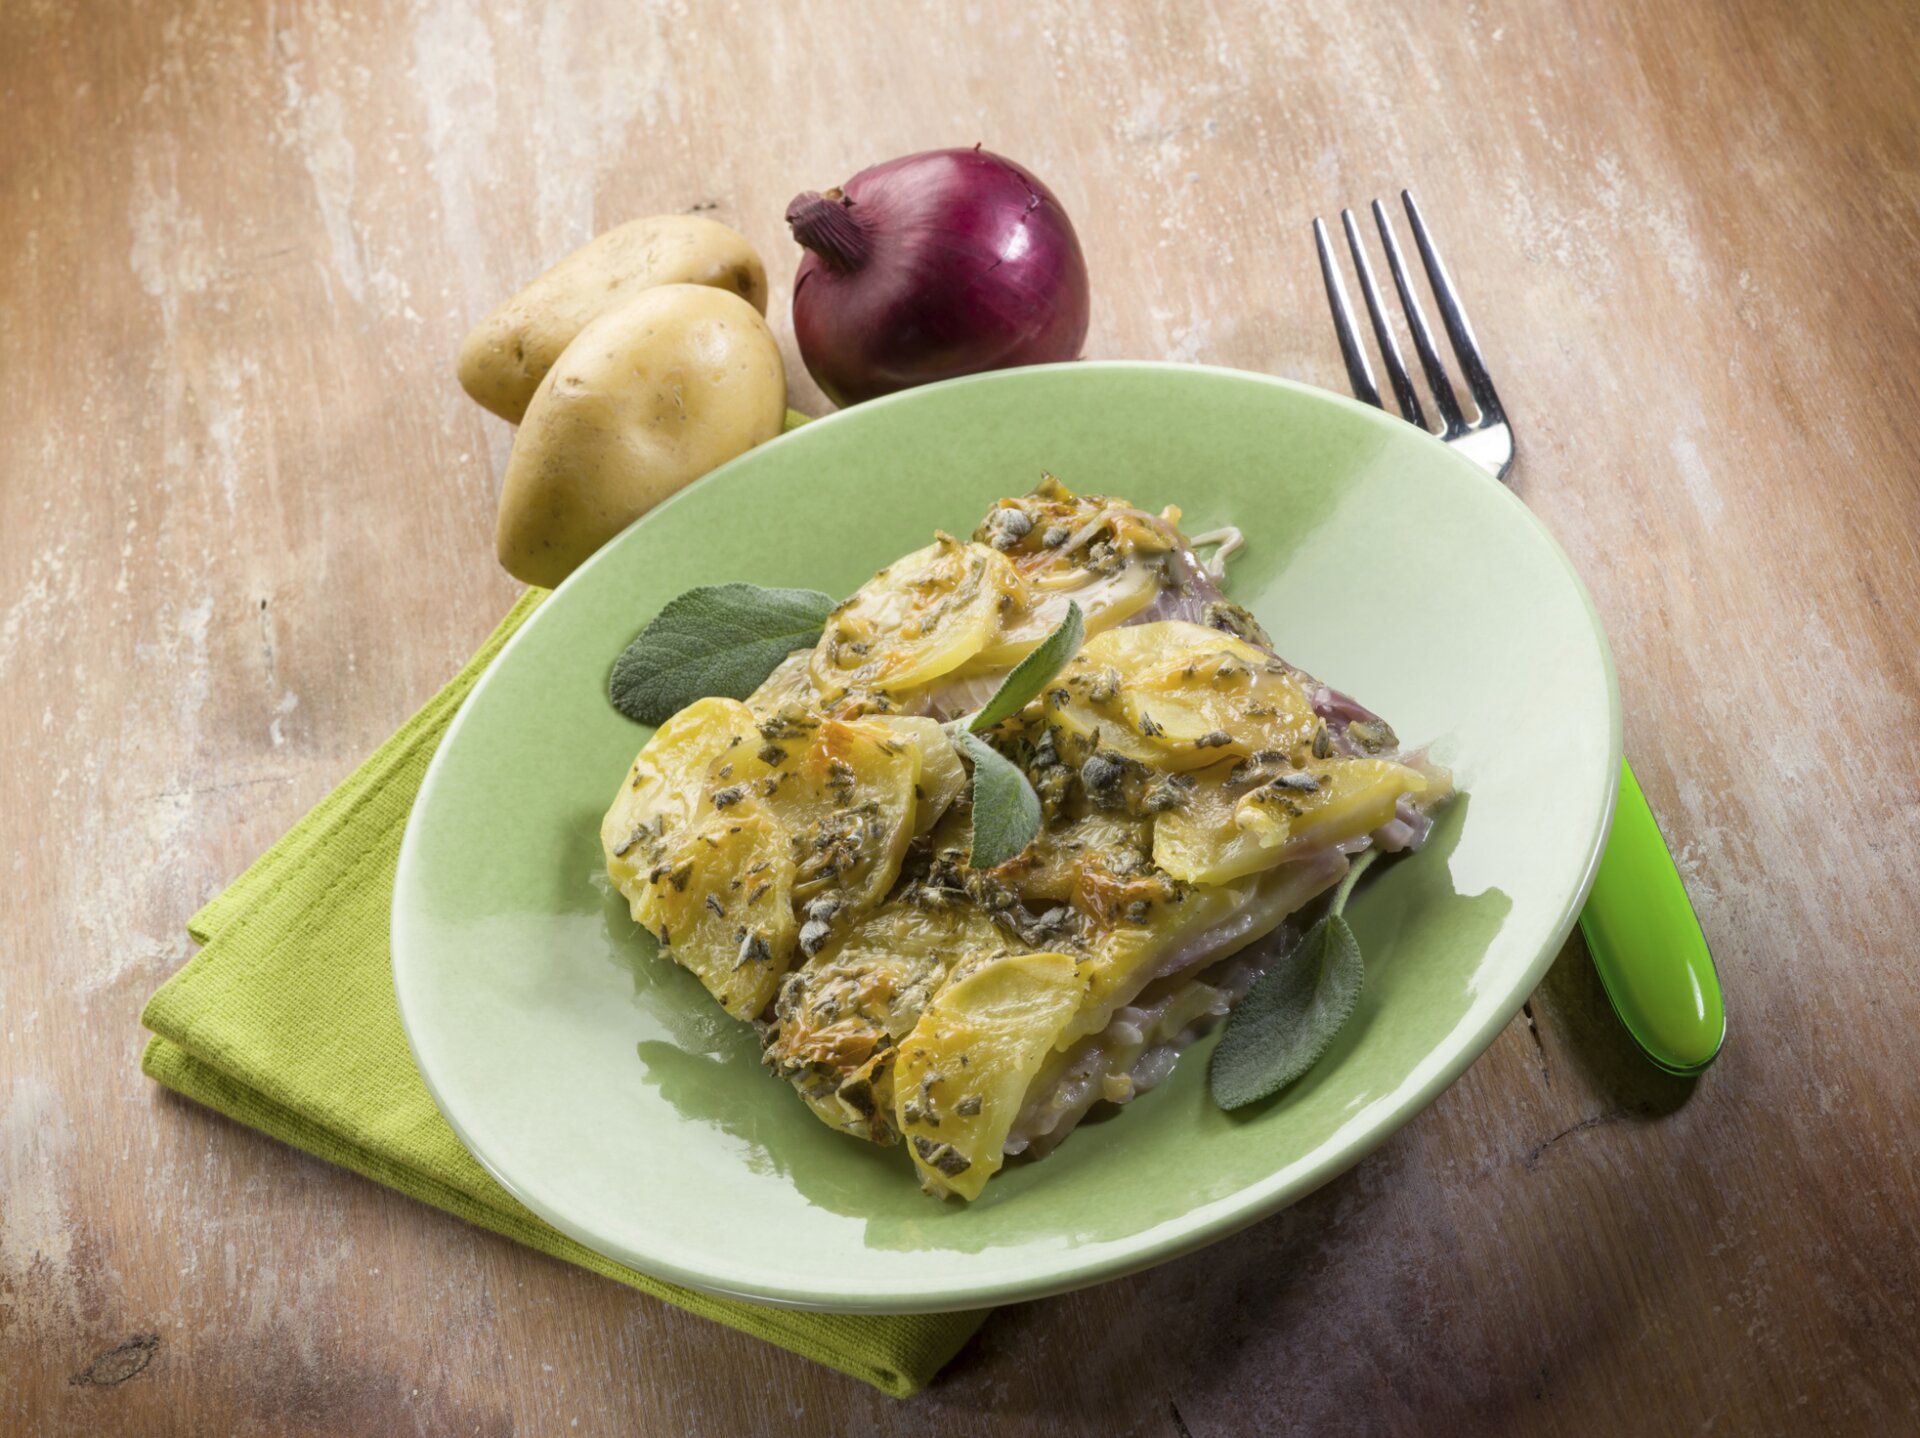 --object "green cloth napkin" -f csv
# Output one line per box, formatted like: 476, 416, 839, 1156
140, 581, 987, 1398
